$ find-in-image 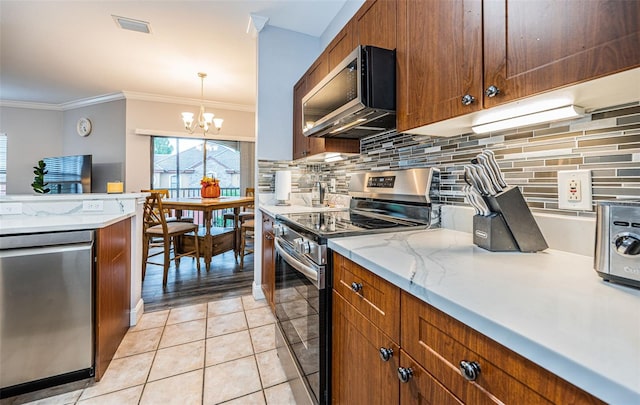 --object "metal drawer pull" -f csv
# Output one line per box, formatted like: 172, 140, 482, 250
459, 360, 481, 381
379, 347, 393, 362
397, 367, 413, 383
351, 282, 363, 293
